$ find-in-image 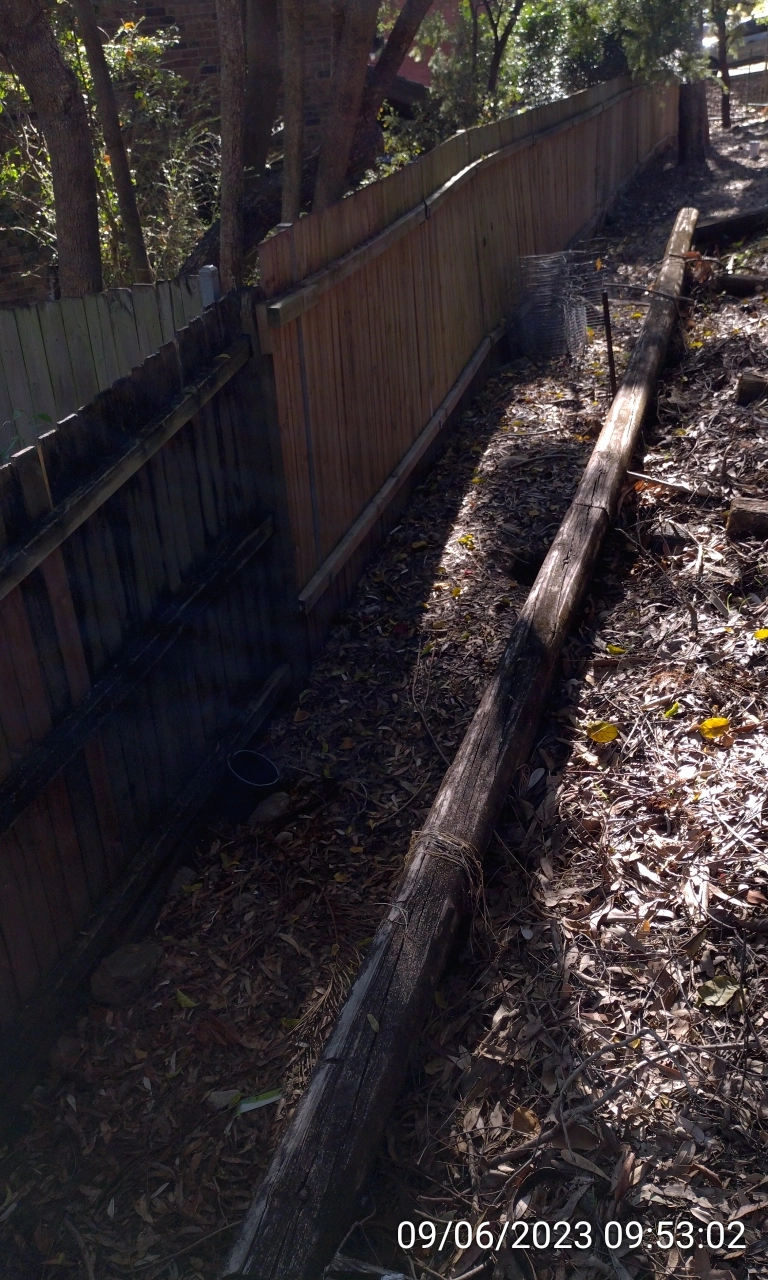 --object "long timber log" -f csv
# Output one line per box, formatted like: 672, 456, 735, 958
222, 207, 699, 1280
